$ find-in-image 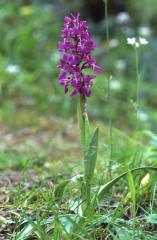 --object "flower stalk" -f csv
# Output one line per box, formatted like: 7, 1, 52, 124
78, 94, 90, 156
